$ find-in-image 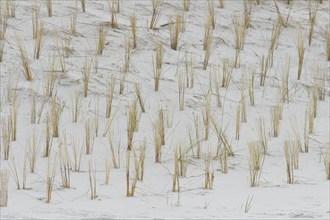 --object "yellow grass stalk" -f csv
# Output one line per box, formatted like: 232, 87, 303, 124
172, 146, 180, 192
204, 152, 214, 189
110, 0, 118, 28
28, 131, 40, 173
149, 0, 163, 29
16, 36, 33, 81
72, 135, 83, 172
127, 99, 138, 151
248, 141, 264, 187
284, 140, 294, 184
0, 170, 9, 207
208, 0, 215, 30
178, 72, 185, 111
134, 83, 146, 113
280, 57, 290, 103
0, 40, 4, 62
85, 119, 95, 155
81, 0, 86, 13
44, 115, 53, 157
82, 58, 92, 97
45, 0, 52, 17
169, 14, 181, 50
88, 161, 97, 199
219, 0, 225, 8
248, 66, 255, 106
322, 145, 330, 180
1, 118, 11, 160
325, 25, 330, 61
183, 0, 190, 11
50, 97, 62, 138
308, 0, 318, 46
33, 21, 43, 59
153, 42, 164, 91
46, 154, 57, 203
235, 105, 241, 140
106, 76, 115, 117
296, 27, 305, 80
130, 14, 137, 49
96, 23, 107, 55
